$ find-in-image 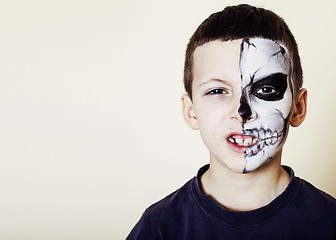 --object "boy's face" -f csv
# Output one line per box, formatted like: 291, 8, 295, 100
185, 38, 293, 173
